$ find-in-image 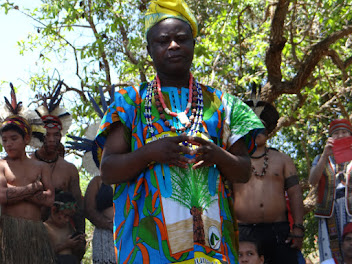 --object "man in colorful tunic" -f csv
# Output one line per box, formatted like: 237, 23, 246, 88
95, 0, 263, 263
233, 96, 304, 264
309, 119, 352, 262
